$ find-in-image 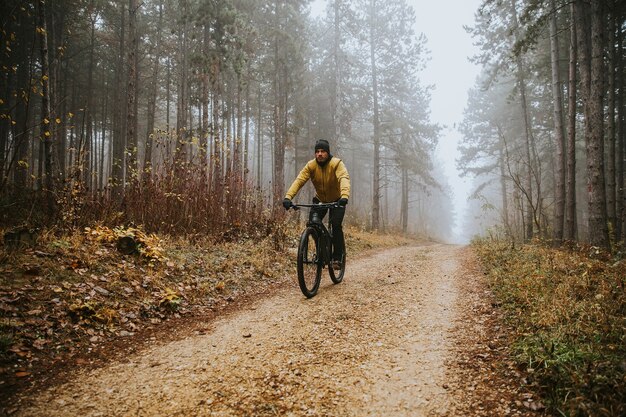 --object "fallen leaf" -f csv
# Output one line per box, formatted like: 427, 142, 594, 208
32, 339, 48, 350
15, 371, 31, 378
